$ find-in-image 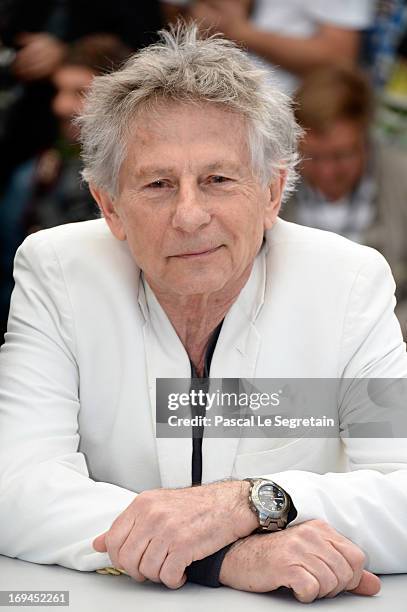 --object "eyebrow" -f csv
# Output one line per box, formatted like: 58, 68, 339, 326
135, 161, 243, 178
